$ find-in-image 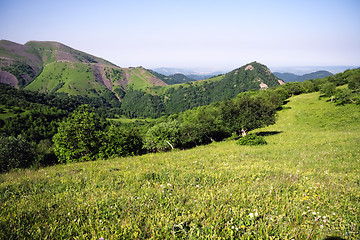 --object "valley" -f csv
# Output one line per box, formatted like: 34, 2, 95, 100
1, 92, 359, 239
0, 39, 359, 239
